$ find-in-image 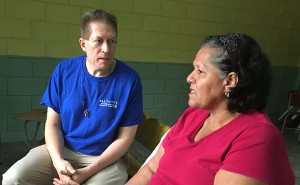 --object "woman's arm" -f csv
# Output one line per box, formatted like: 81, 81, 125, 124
214, 170, 268, 185
126, 144, 165, 185
141, 129, 169, 168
